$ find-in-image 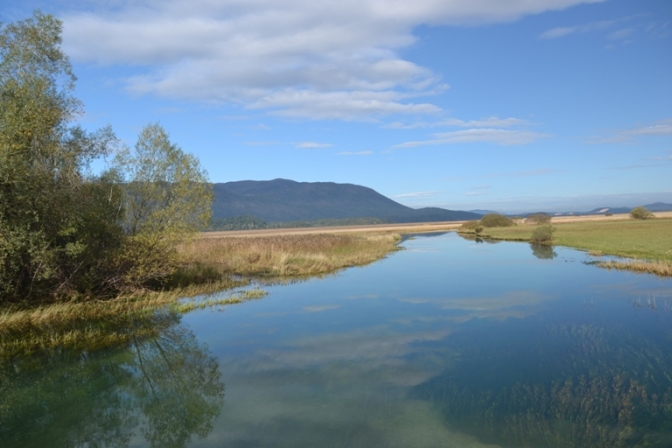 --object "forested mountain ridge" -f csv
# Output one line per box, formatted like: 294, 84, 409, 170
212, 179, 480, 223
